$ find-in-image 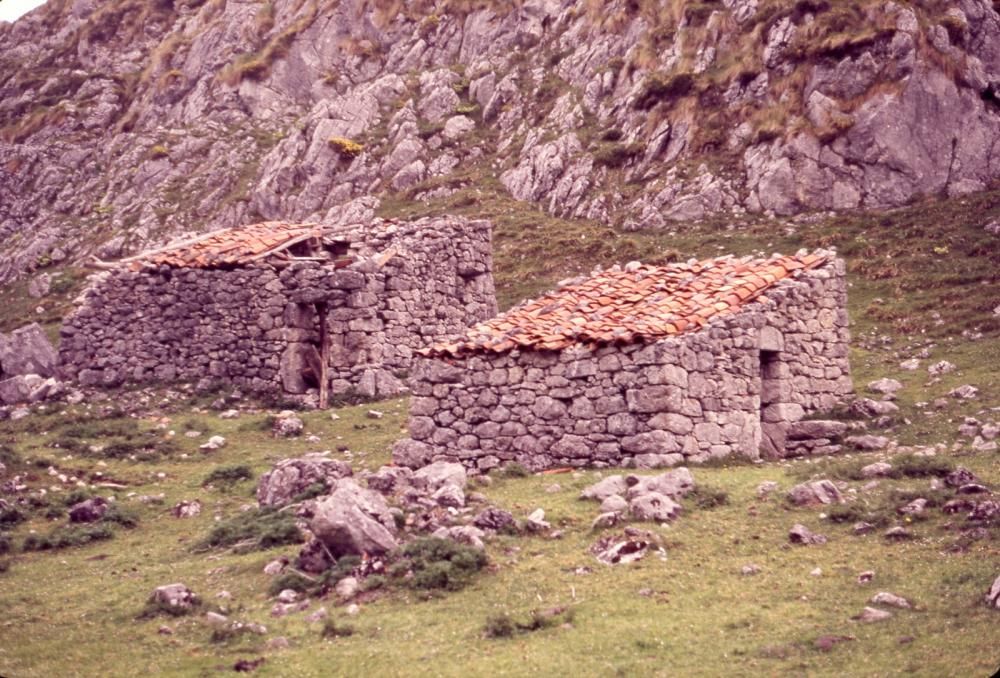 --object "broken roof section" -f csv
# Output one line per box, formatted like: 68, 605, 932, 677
122, 221, 352, 270
427, 251, 827, 357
